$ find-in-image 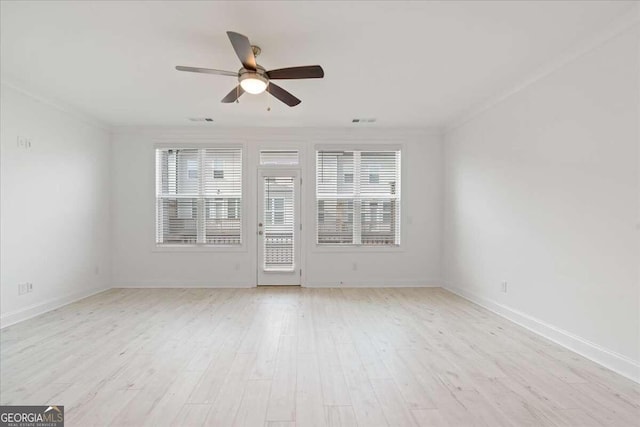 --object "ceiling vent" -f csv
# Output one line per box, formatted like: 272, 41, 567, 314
352, 118, 376, 123
188, 117, 214, 122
